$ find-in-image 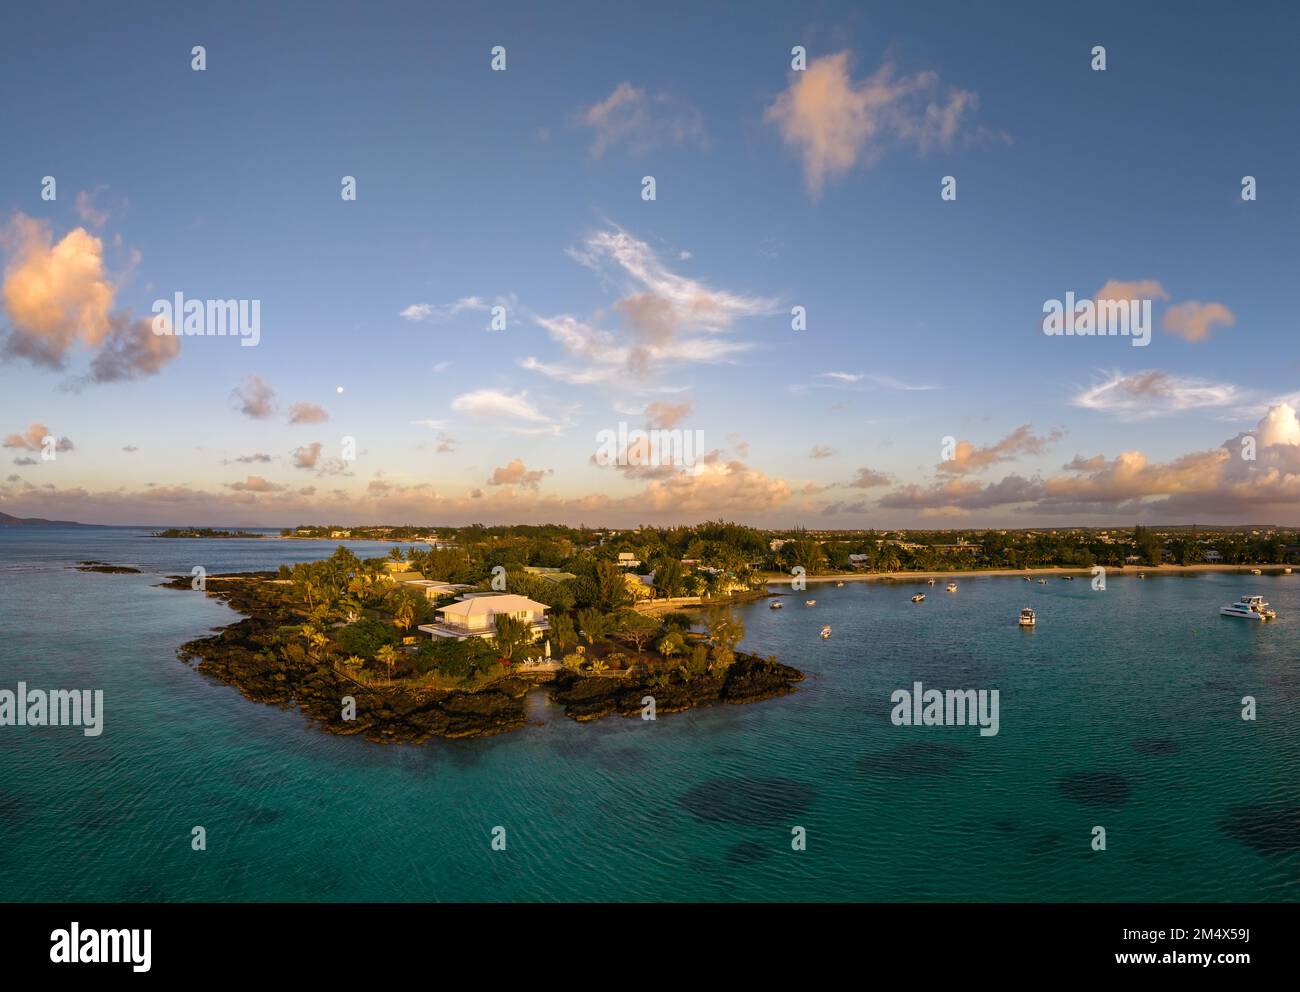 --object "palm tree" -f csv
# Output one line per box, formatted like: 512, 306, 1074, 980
395, 601, 415, 636
375, 644, 399, 681
657, 630, 685, 660
577, 608, 613, 647
492, 614, 530, 665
